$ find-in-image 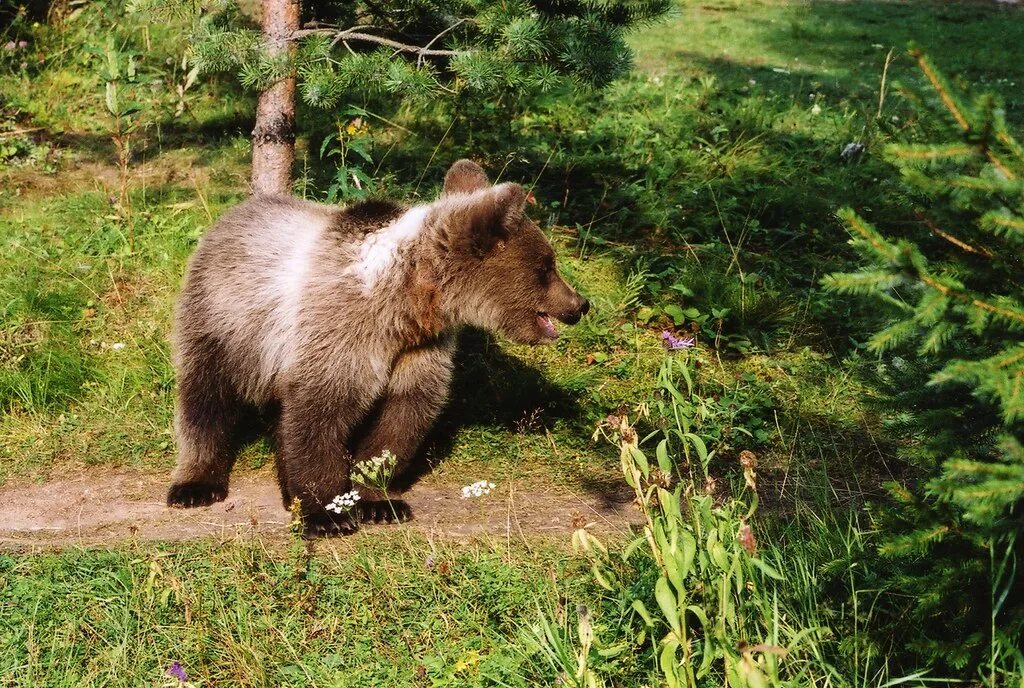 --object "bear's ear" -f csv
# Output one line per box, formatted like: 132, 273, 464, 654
443, 159, 490, 196
492, 182, 528, 231
455, 182, 528, 258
